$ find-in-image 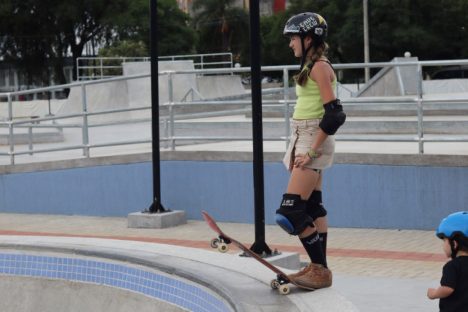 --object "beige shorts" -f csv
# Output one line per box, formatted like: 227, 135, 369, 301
283, 119, 335, 171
